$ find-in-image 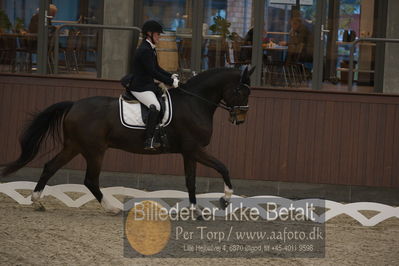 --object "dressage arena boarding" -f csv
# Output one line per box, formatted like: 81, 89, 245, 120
1, 75, 399, 265
0, 181, 398, 265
